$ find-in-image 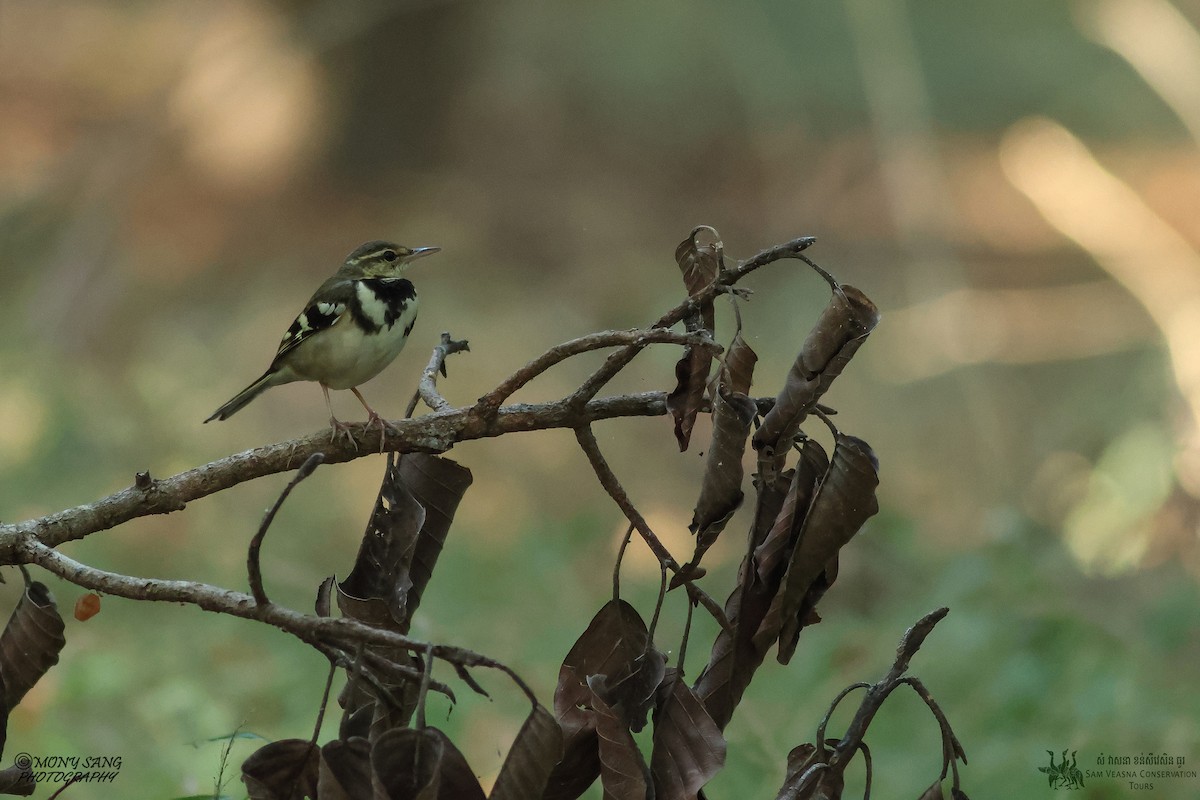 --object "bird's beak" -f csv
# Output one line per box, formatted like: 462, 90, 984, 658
406, 246, 441, 262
